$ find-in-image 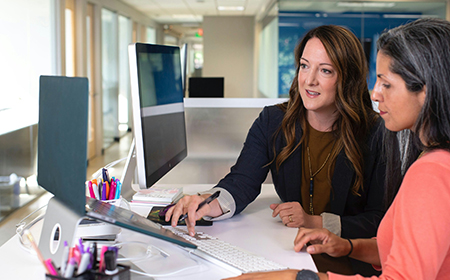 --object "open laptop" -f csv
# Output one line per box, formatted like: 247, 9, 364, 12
37, 76, 195, 266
